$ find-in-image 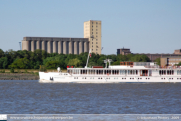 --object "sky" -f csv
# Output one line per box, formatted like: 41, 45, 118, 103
0, 0, 181, 55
